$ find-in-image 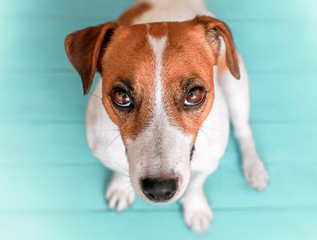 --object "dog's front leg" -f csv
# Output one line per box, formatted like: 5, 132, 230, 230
105, 172, 135, 213
181, 173, 212, 234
